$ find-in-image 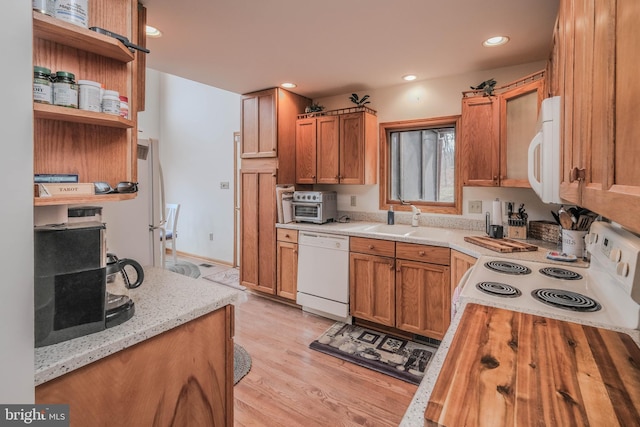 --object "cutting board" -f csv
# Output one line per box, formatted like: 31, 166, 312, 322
424, 304, 640, 427
464, 235, 538, 253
